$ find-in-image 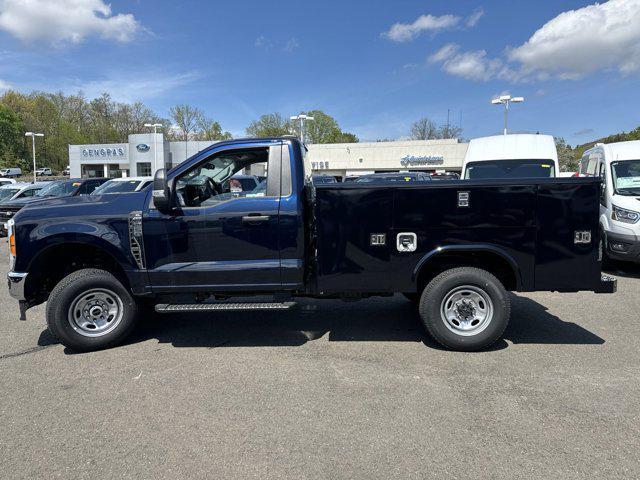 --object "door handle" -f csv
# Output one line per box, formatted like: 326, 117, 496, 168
242, 214, 270, 224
